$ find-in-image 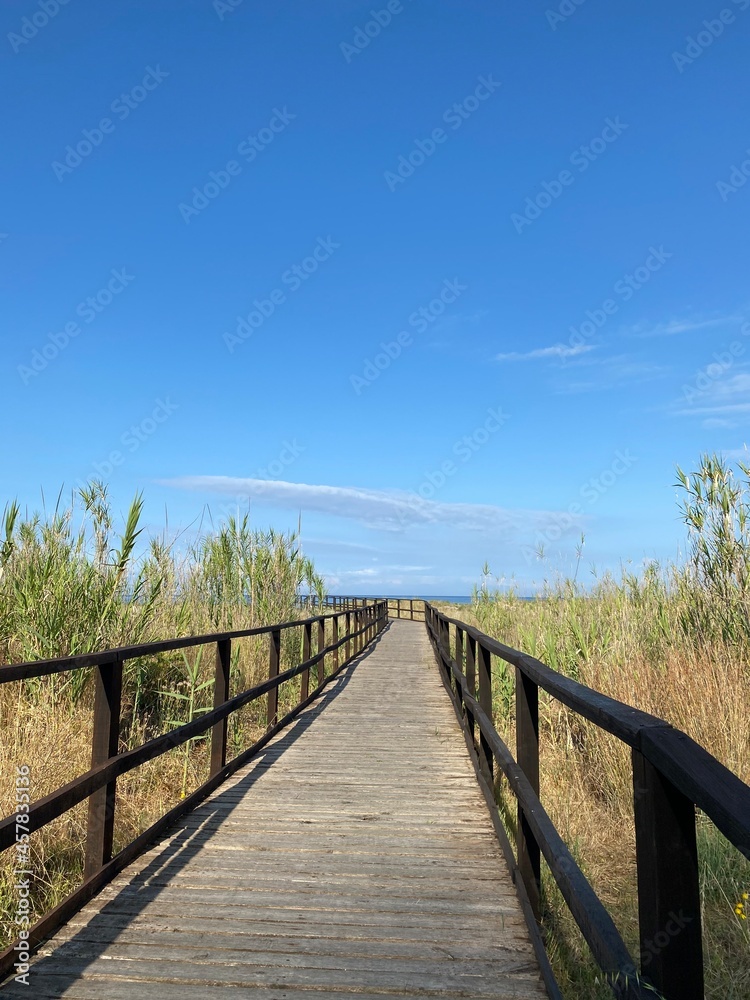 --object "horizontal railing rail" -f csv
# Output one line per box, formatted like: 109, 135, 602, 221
424, 602, 750, 1000
0, 596, 388, 979
306, 596, 427, 621
384, 597, 425, 621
